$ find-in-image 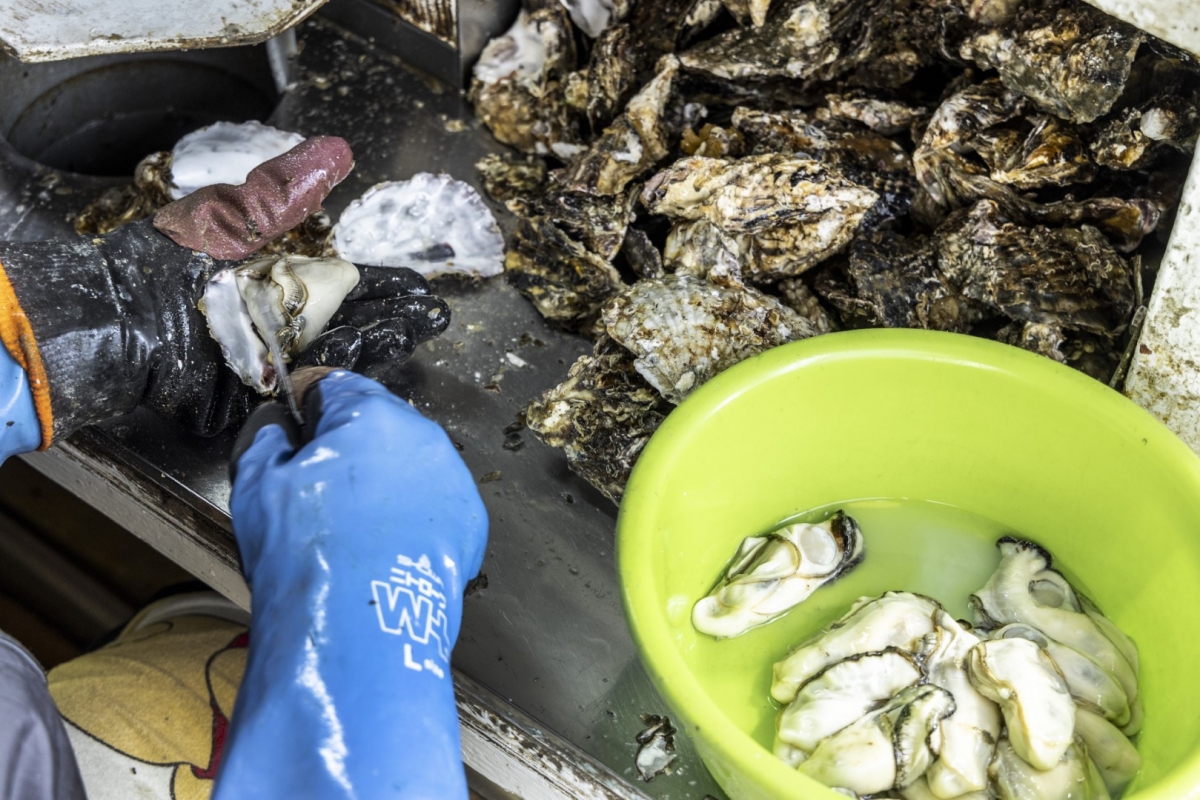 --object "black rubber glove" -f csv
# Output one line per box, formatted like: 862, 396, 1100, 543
0, 143, 449, 447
